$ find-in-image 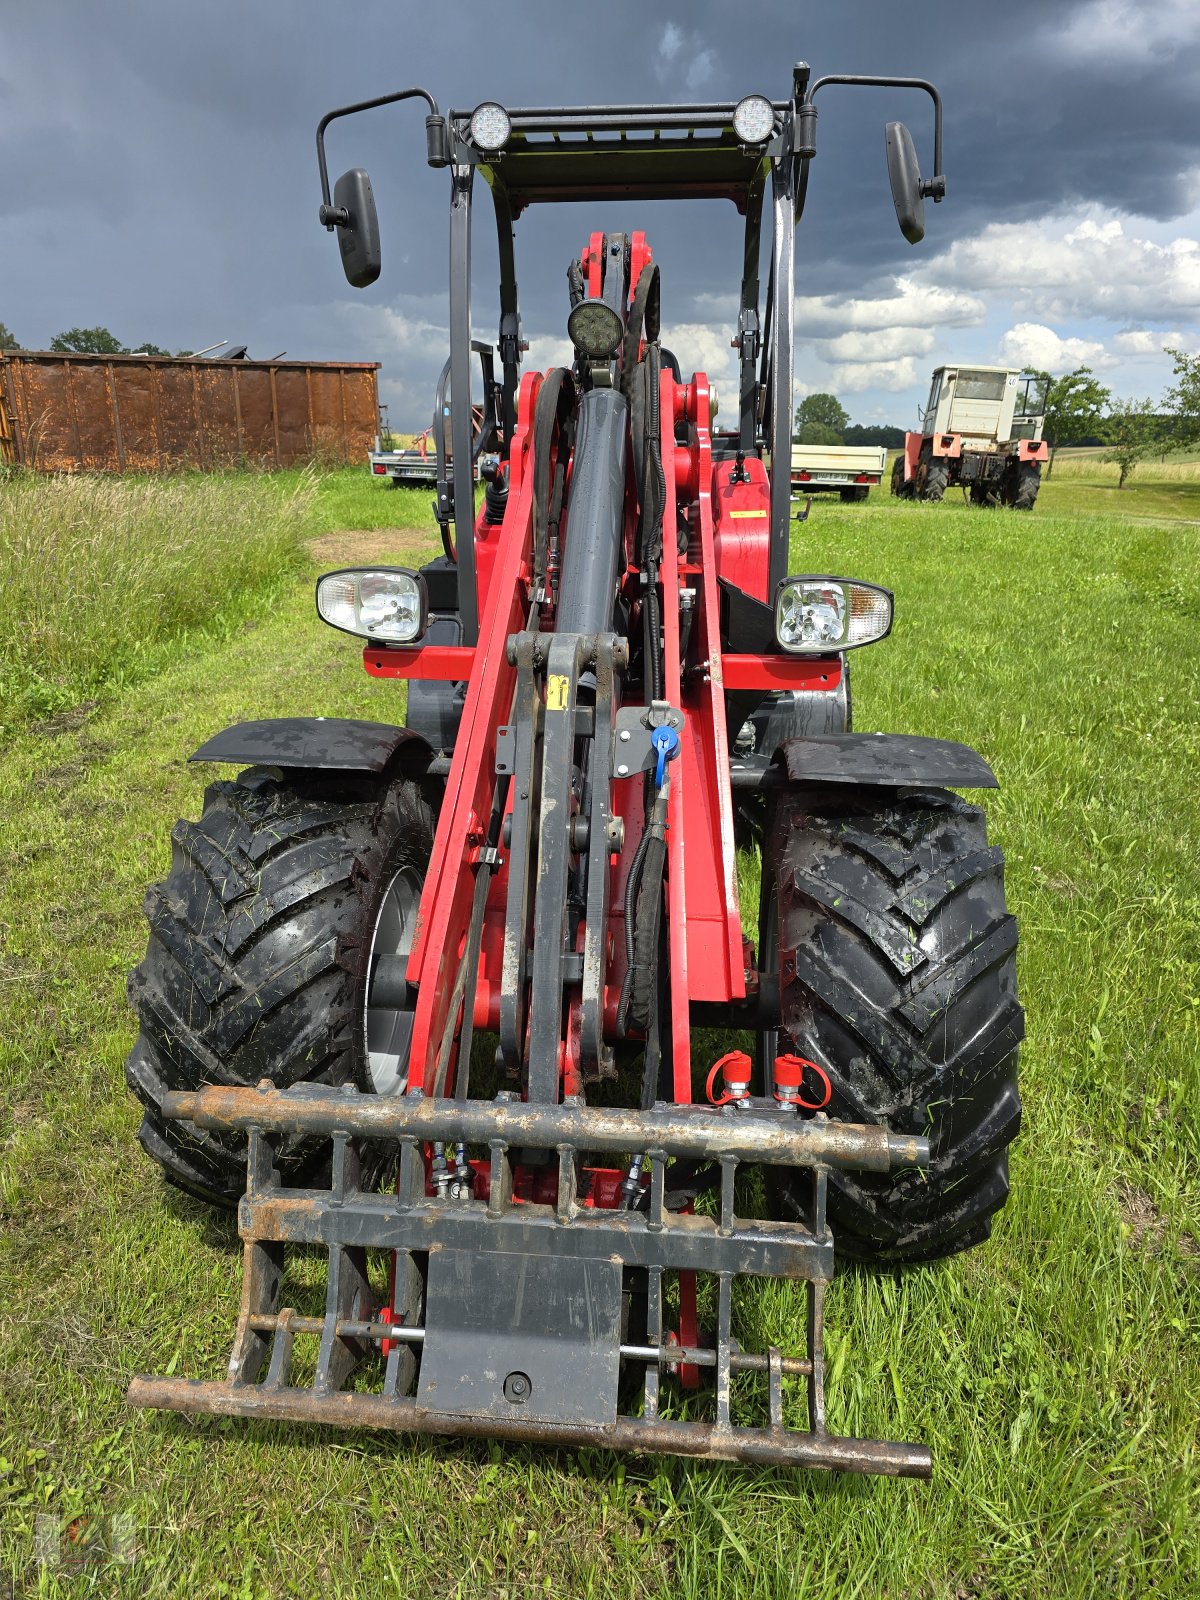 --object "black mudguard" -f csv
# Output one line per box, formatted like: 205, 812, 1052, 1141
189, 718, 432, 774
778, 732, 997, 789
